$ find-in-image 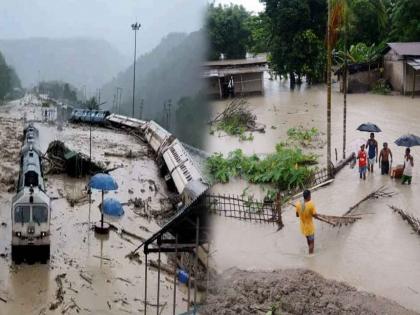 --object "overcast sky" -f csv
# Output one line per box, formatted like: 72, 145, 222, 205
0, 0, 205, 56
213, 0, 264, 13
